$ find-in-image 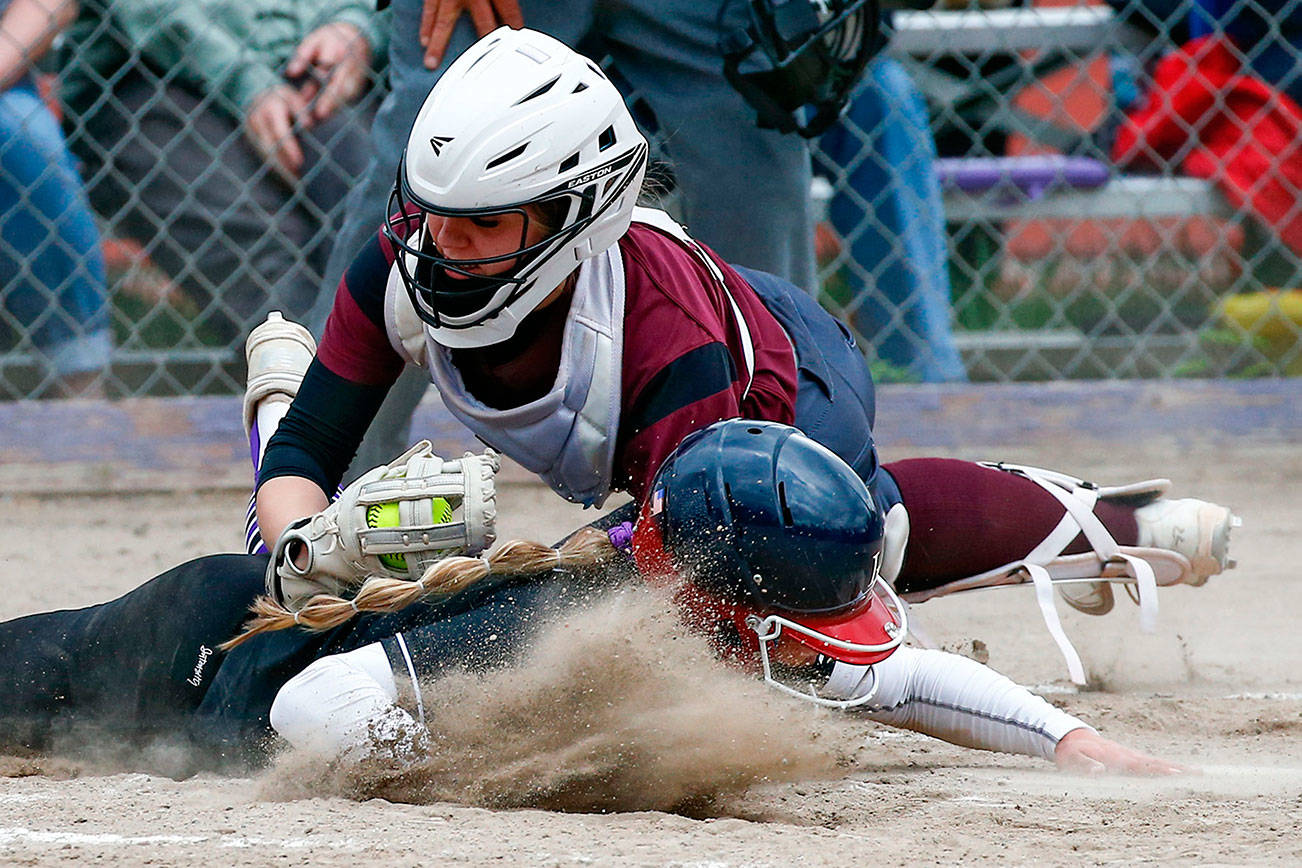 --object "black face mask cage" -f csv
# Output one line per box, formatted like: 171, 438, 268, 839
382, 159, 589, 330
720, 0, 884, 138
